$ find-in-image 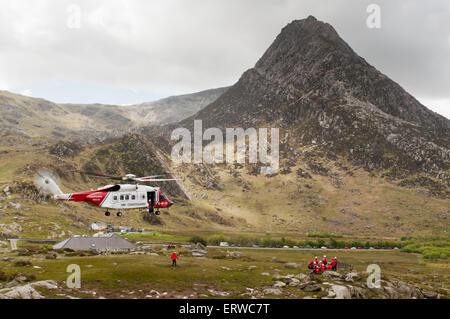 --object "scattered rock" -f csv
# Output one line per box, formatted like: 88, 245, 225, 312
322, 271, 342, 280
226, 251, 245, 259
330, 285, 351, 299
31, 280, 58, 290
271, 257, 286, 263
0, 280, 57, 299
343, 272, 361, 282
273, 281, 286, 288
289, 278, 300, 287
300, 283, 321, 292
0, 285, 43, 299
295, 273, 308, 281
423, 290, 438, 299
284, 262, 300, 269
263, 288, 282, 296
